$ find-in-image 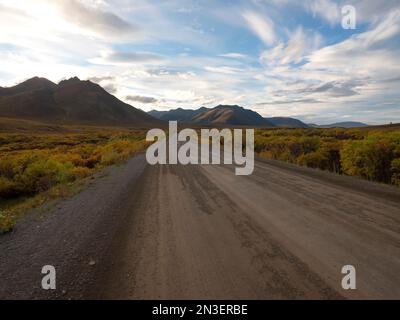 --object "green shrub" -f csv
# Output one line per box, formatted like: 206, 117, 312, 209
0, 212, 15, 234
341, 136, 395, 183
255, 128, 400, 186
0, 177, 19, 198
0, 158, 15, 179
0, 130, 148, 228
71, 166, 92, 179
20, 159, 75, 193
391, 158, 400, 186
297, 151, 329, 170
